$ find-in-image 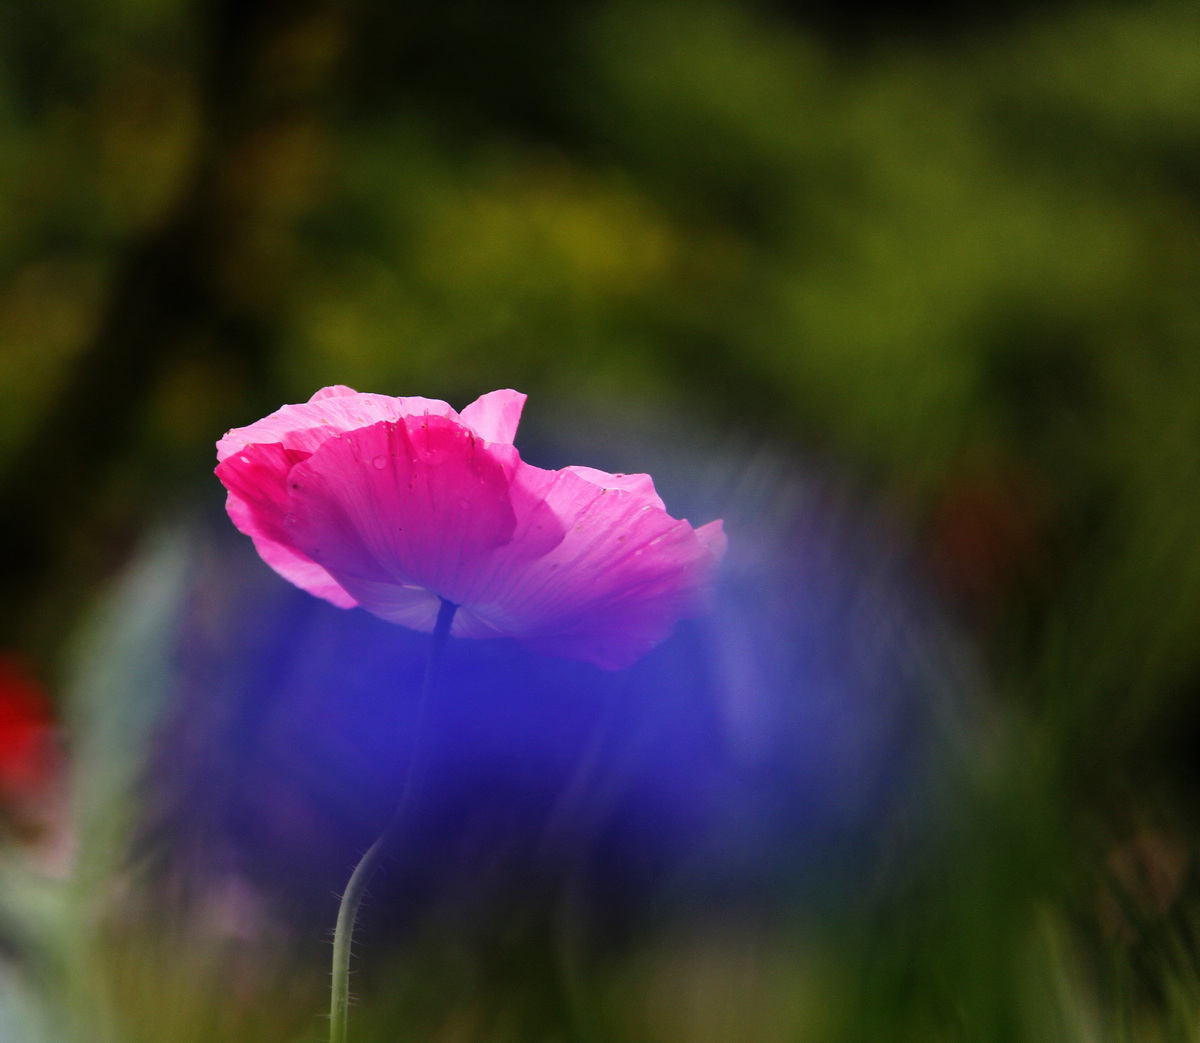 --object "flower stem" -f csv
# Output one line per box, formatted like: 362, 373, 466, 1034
329, 597, 457, 1043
